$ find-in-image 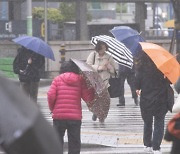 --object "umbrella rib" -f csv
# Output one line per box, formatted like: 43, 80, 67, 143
107, 51, 133, 68
109, 39, 133, 61
91, 37, 133, 67
92, 40, 132, 67
93, 35, 133, 61
92, 36, 132, 58
107, 48, 131, 62
91, 35, 133, 66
